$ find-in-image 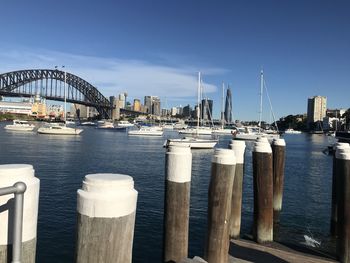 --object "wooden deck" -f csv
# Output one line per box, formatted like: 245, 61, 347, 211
182, 239, 338, 263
